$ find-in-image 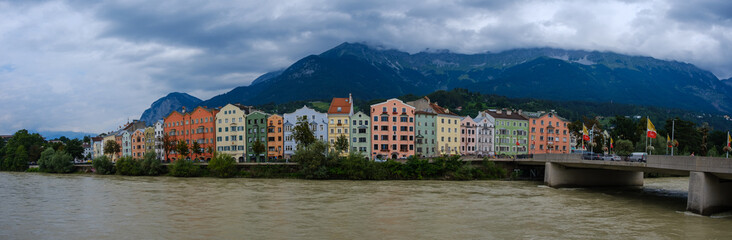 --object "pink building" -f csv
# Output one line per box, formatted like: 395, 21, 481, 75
460, 116, 477, 155
370, 98, 416, 160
